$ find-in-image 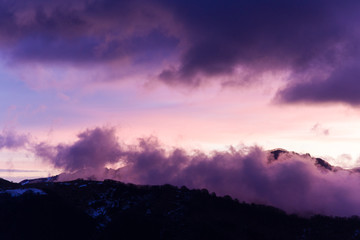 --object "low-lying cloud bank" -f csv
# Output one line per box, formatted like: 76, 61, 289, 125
30, 127, 360, 217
